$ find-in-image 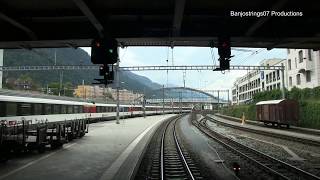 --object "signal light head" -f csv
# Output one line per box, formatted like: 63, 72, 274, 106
91, 38, 118, 64
95, 41, 101, 47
